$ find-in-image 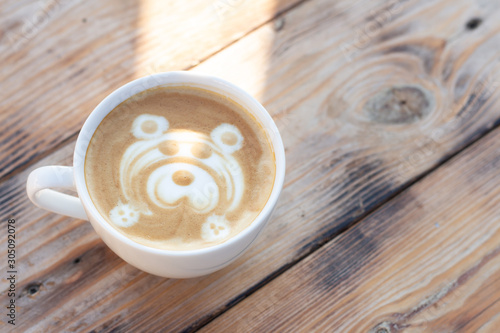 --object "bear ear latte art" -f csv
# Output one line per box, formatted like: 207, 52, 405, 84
84, 86, 276, 251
